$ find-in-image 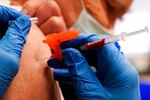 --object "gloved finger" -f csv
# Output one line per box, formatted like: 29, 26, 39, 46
0, 15, 31, 57
48, 58, 71, 84
61, 34, 121, 67
53, 69, 69, 78
48, 58, 64, 69
0, 6, 23, 34
63, 48, 109, 99
61, 33, 121, 51
0, 6, 22, 22
61, 33, 109, 49
48, 58, 97, 85
53, 69, 72, 85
